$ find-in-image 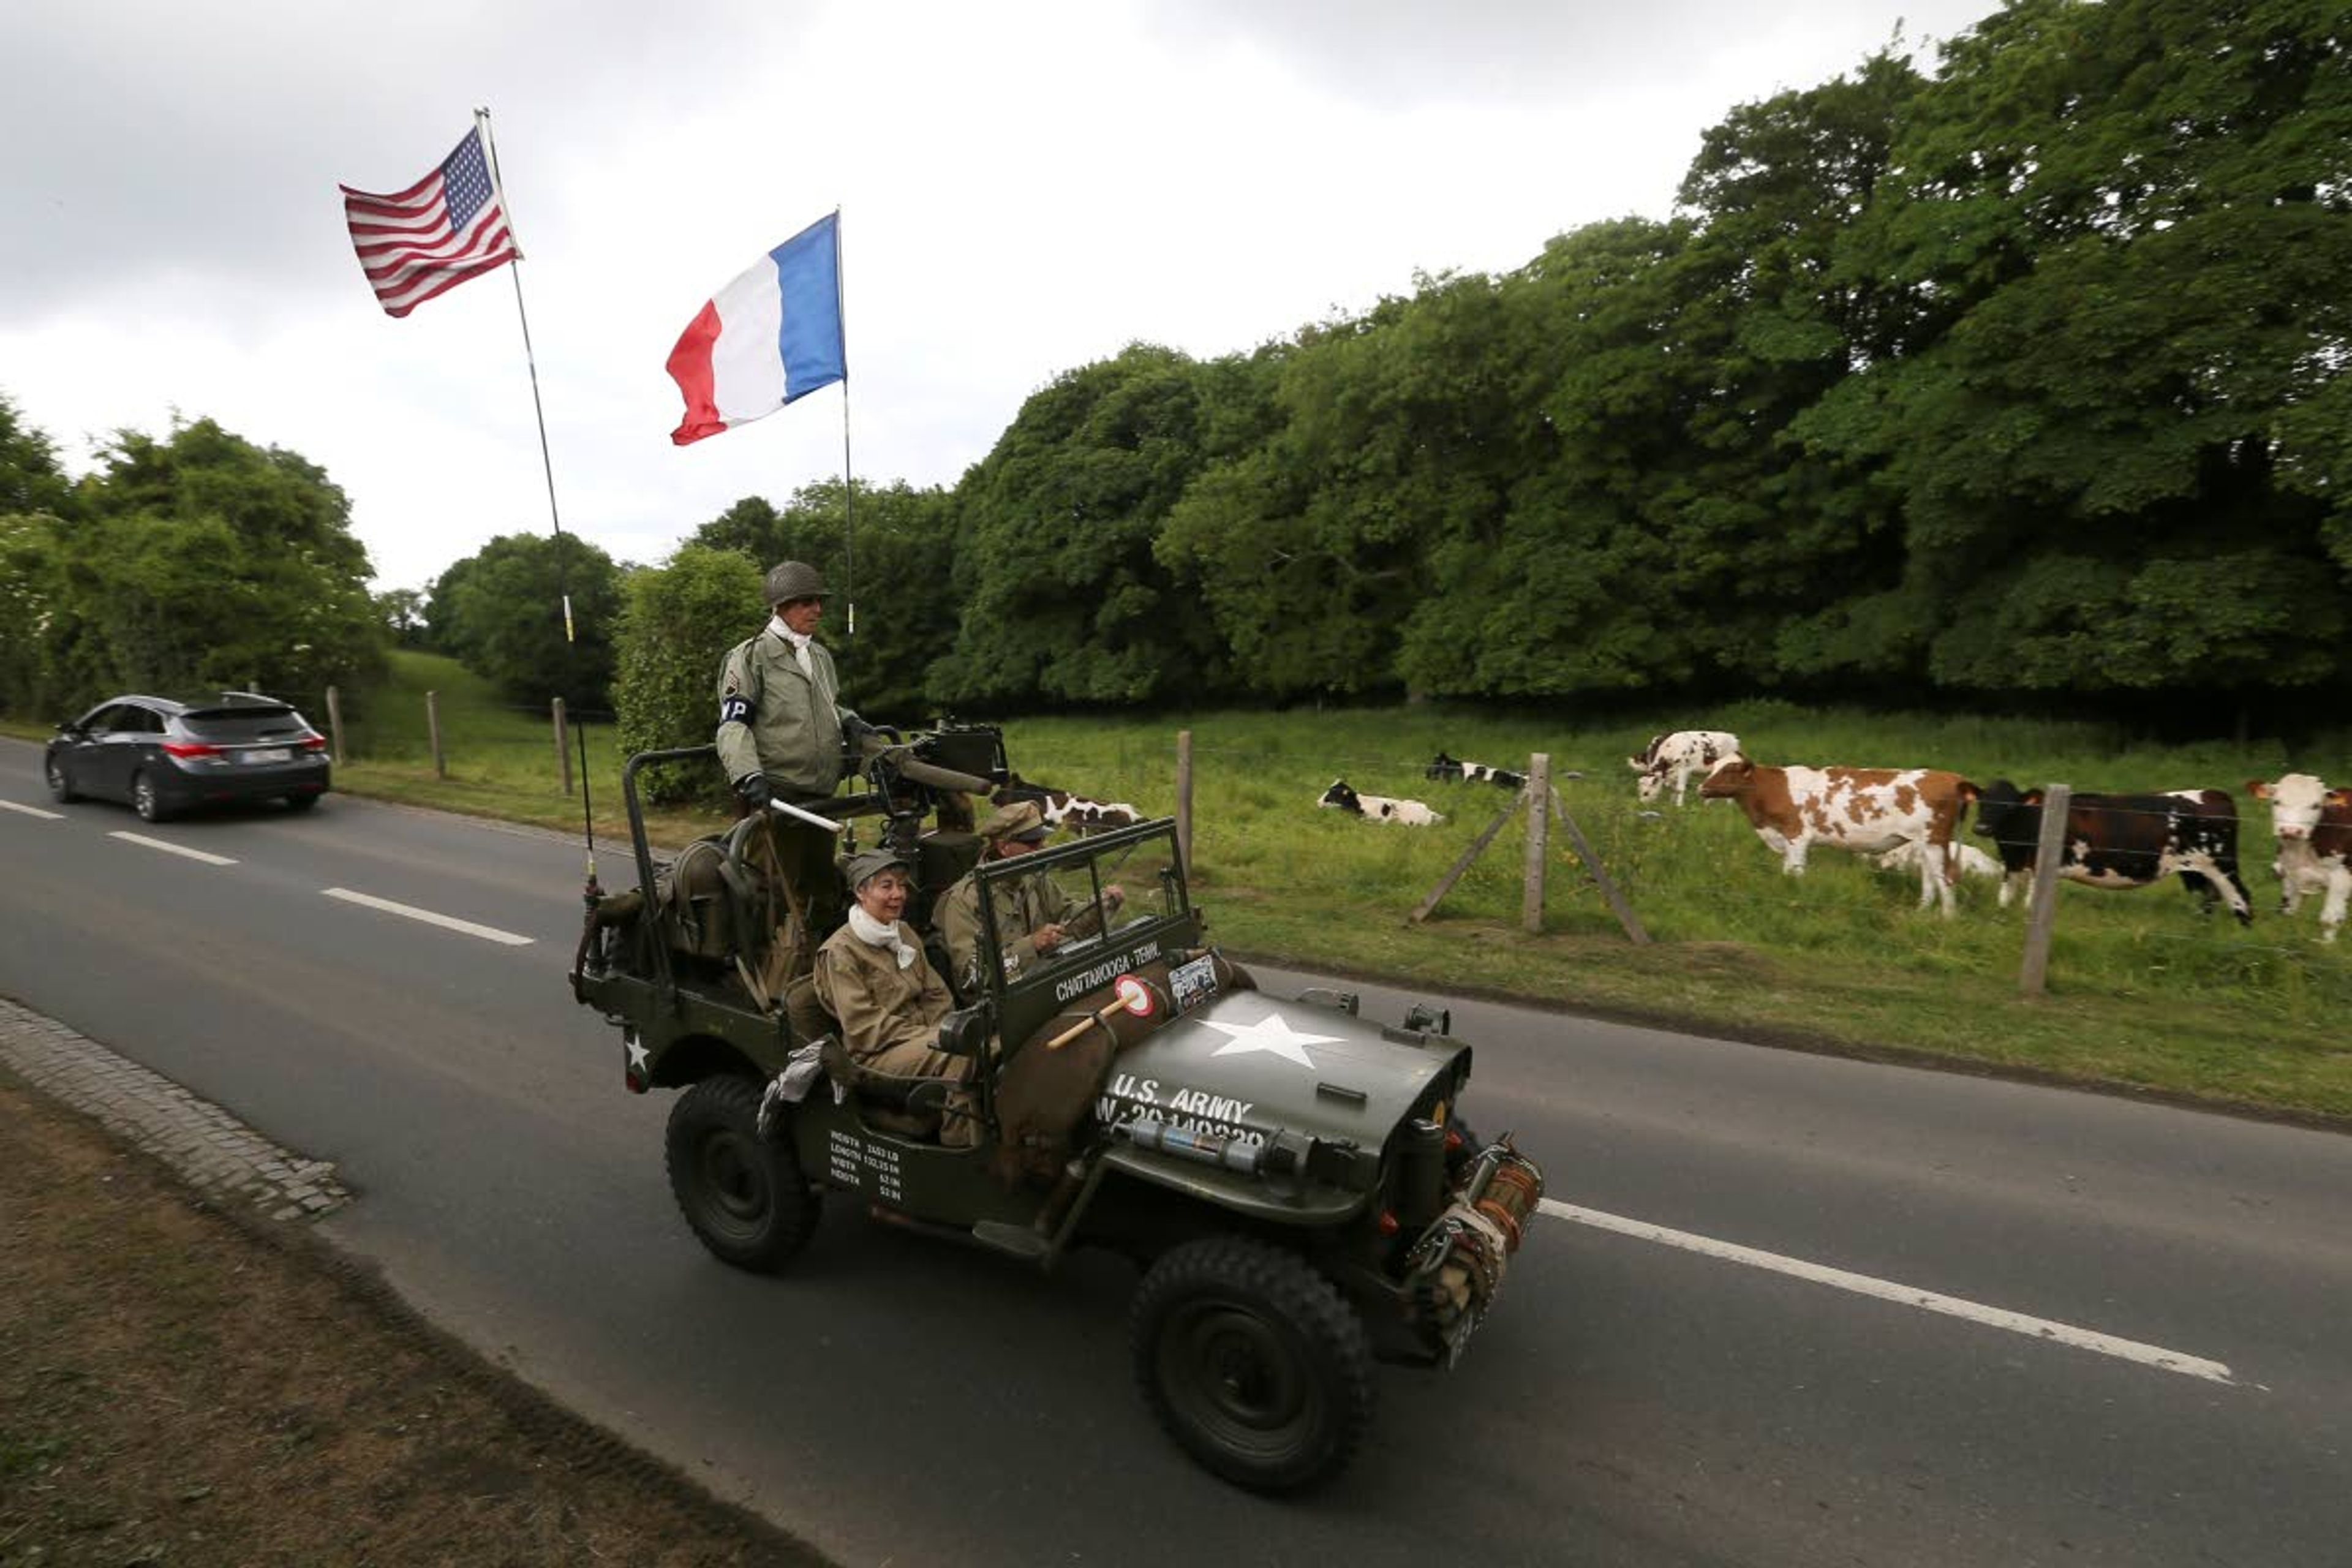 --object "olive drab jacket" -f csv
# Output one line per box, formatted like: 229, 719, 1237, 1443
715, 628, 846, 797
810, 922, 956, 1070
935, 867, 1079, 994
